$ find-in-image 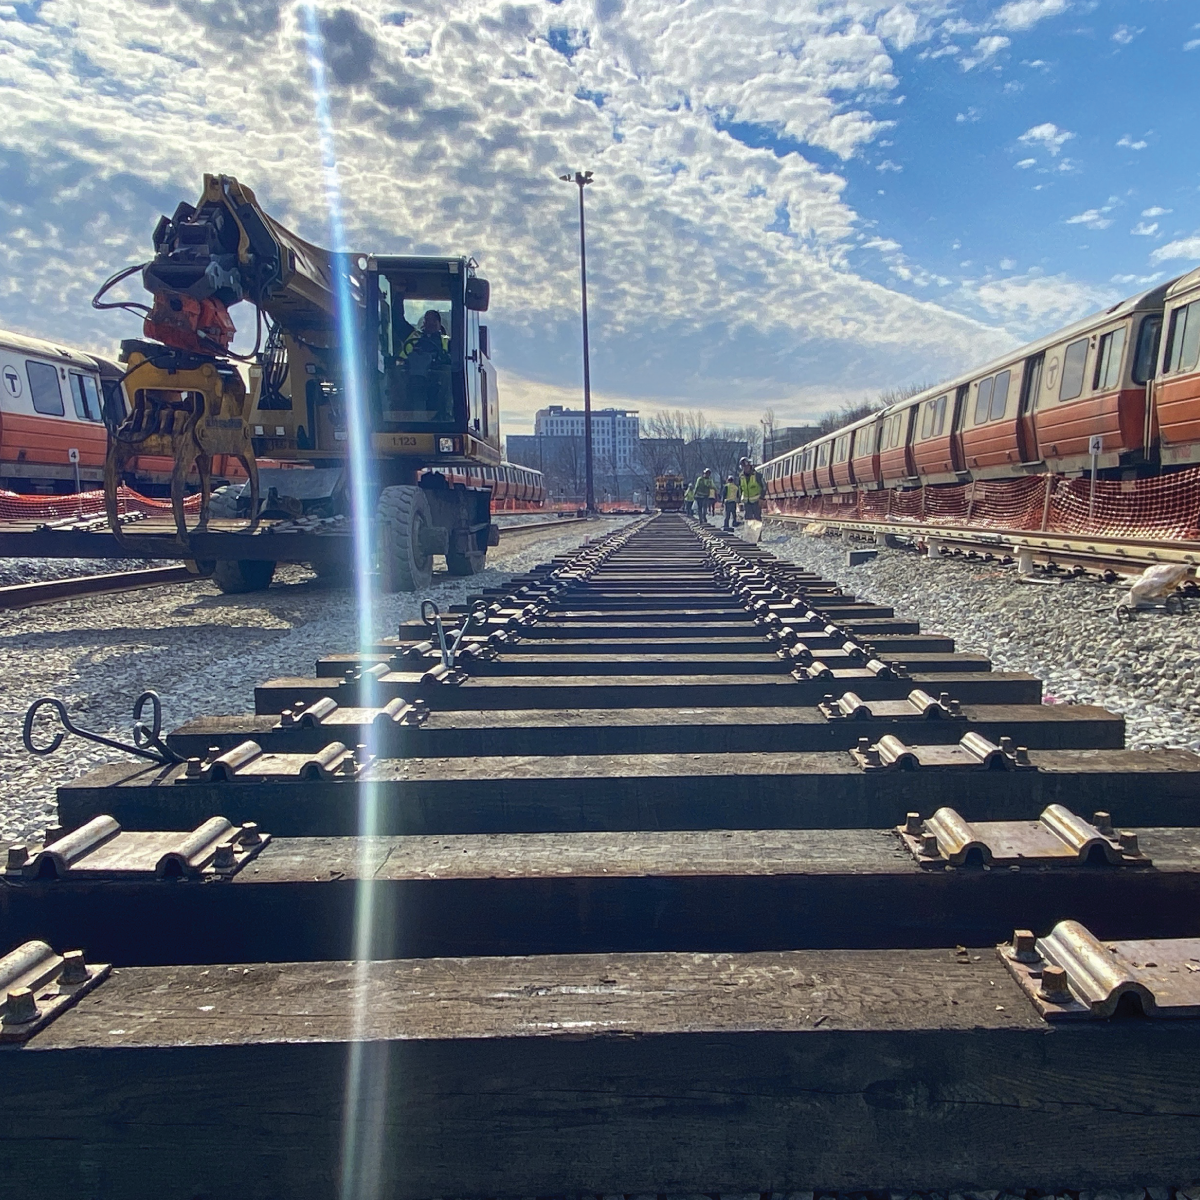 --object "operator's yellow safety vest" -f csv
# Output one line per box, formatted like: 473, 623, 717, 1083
739, 470, 764, 502
693, 475, 716, 498
723, 481, 739, 501
684, 486, 694, 501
